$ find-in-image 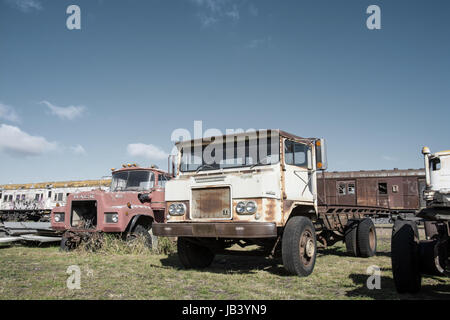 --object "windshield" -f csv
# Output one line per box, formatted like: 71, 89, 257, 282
111, 170, 155, 191
180, 136, 279, 172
